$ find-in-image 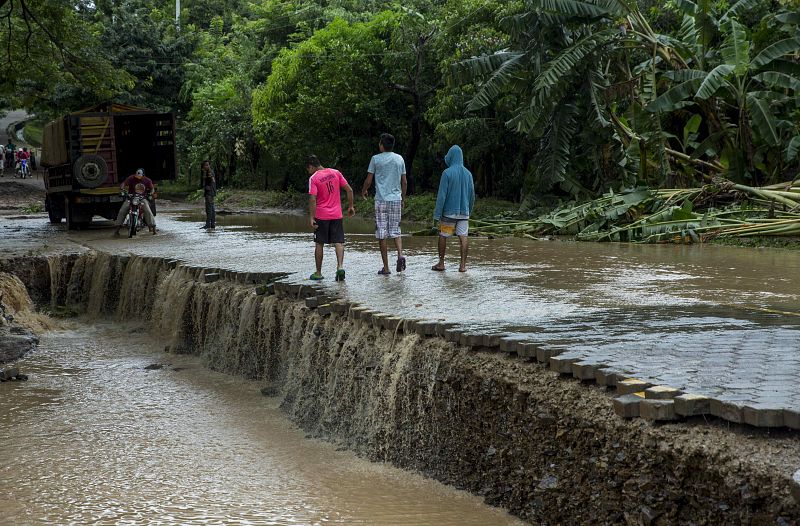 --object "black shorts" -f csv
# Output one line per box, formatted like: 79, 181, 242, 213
314, 218, 345, 244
